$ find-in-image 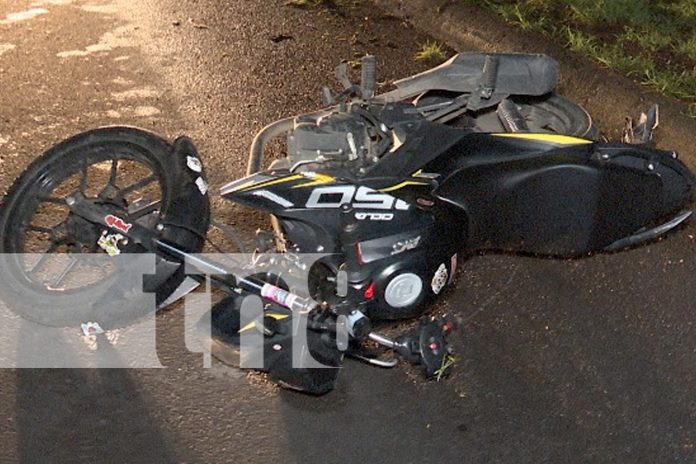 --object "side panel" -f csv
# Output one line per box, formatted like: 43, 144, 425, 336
221, 171, 431, 253
434, 156, 662, 256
